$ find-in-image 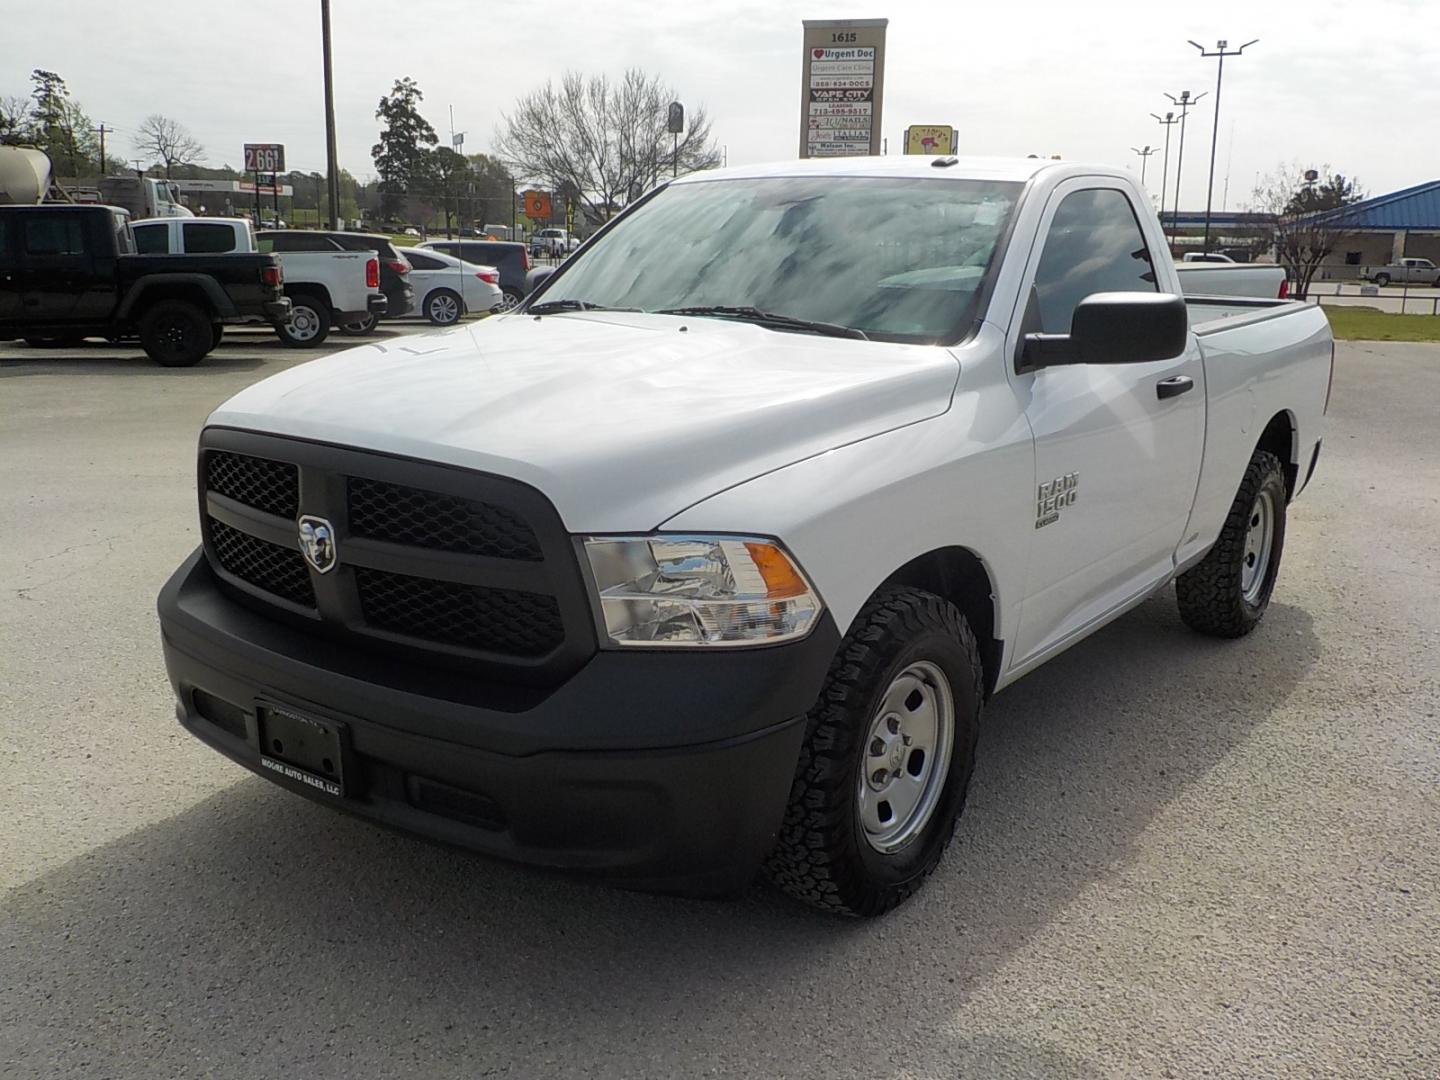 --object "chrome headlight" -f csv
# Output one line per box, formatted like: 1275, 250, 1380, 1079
583, 535, 822, 647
